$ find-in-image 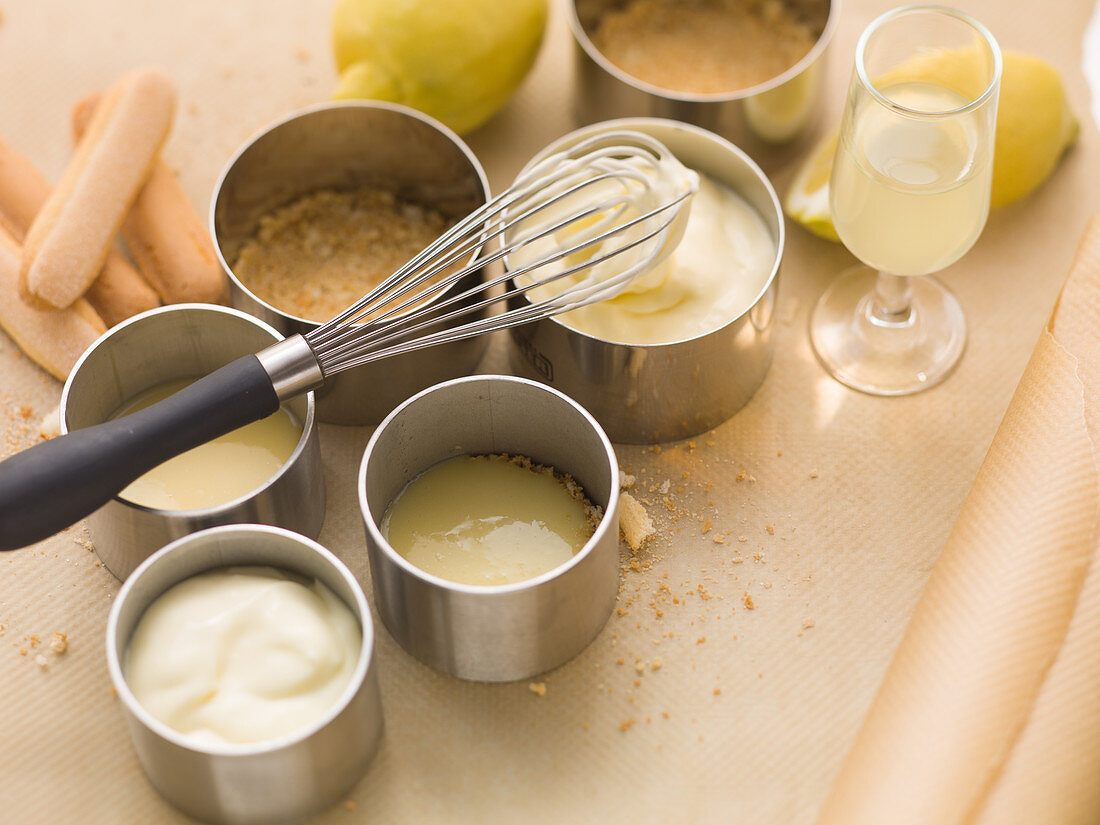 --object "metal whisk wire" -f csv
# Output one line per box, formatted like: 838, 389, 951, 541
306, 131, 697, 376
0, 132, 699, 552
